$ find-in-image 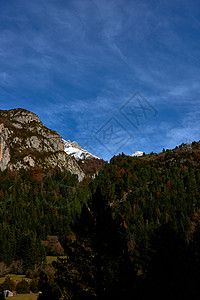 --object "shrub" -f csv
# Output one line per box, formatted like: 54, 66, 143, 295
1, 276, 16, 292
44, 236, 64, 256
16, 279, 30, 294
30, 277, 39, 293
